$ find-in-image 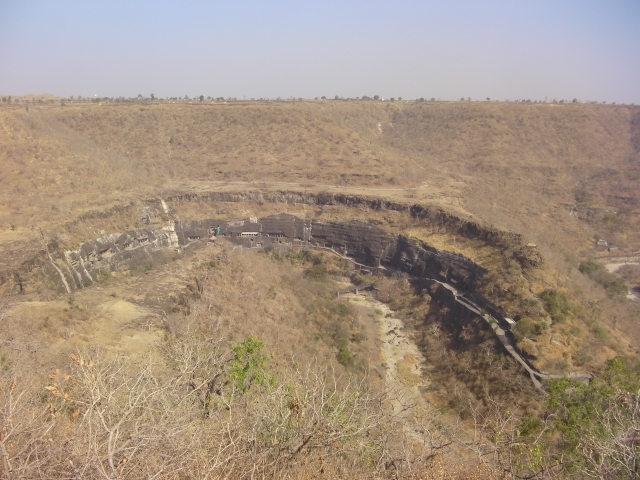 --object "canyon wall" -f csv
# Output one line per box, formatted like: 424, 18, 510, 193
2, 211, 486, 298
